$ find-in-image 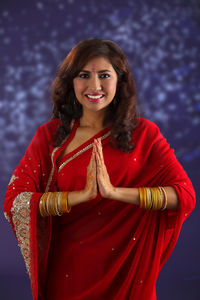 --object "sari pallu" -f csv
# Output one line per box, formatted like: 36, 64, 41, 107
4, 117, 195, 300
